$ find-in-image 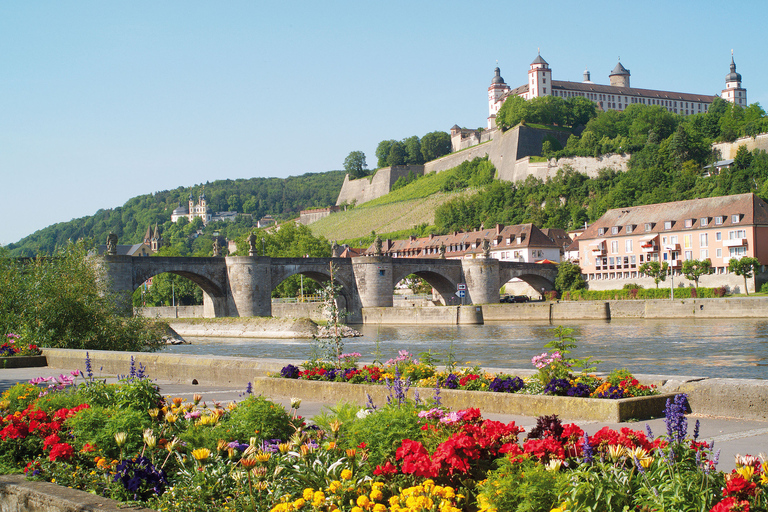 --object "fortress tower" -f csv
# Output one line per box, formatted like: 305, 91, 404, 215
722, 53, 747, 107
526, 51, 551, 99
609, 60, 630, 88
487, 66, 511, 128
